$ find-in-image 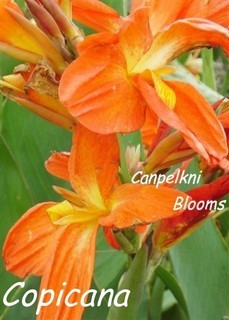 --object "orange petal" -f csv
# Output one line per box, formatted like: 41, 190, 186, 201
37, 222, 98, 320
153, 175, 229, 252
45, 152, 70, 181
27, 89, 72, 118
3, 202, 57, 278
6, 6, 67, 73
133, 18, 229, 73
168, 81, 228, 162
133, 0, 190, 36
59, 45, 146, 133
132, 0, 229, 30
144, 131, 194, 173
141, 107, 159, 147
118, 8, 153, 72
52, 186, 86, 207
0, 1, 42, 54
9, 96, 75, 130
219, 111, 229, 129
0, 1, 66, 72
72, 0, 122, 32
138, 77, 210, 161
100, 184, 188, 228
179, 0, 229, 28
131, 0, 150, 12
69, 125, 119, 206
77, 31, 119, 55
